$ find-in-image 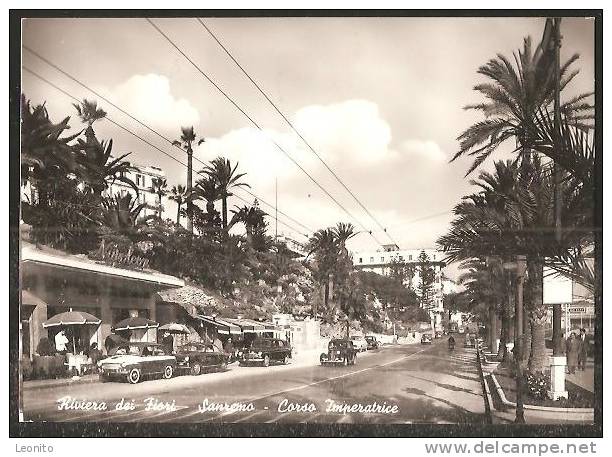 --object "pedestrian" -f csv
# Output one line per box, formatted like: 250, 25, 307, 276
566, 332, 579, 374
87, 342, 102, 373
223, 337, 234, 355
578, 328, 588, 371
162, 332, 174, 354
54, 330, 69, 354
